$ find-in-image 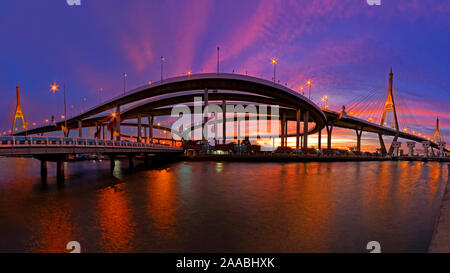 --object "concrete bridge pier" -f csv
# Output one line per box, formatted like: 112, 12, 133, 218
296, 109, 300, 153
78, 120, 82, 138
148, 115, 154, 143
115, 105, 121, 141
355, 128, 363, 152
318, 129, 322, 150
439, 142, 447, 157
128, 155, 135, 170
281, 113, 286, 147
326, 123, 333, 149
303, 111, 309, 149
222, 99, 226, 144
378, 134, 387, 156
391, 141, 401, 157
110, 156, 116, 173
137, 115, 142, 143
422, 141, 431, 158
56, 160, 65, 182
407, 142, 415, 157
40, 160, 47, 182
